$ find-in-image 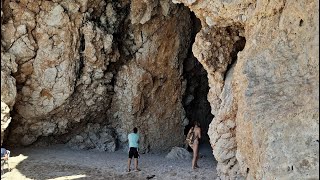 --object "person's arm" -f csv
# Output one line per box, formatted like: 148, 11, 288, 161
4, 153, 8, 160
1, 150, 8, 160
128, 134, 131, 151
